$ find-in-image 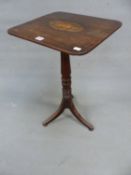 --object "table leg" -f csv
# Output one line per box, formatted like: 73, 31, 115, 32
43, 99, 65, 126
70, 102, 94, 131
43, 52, 94, 131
